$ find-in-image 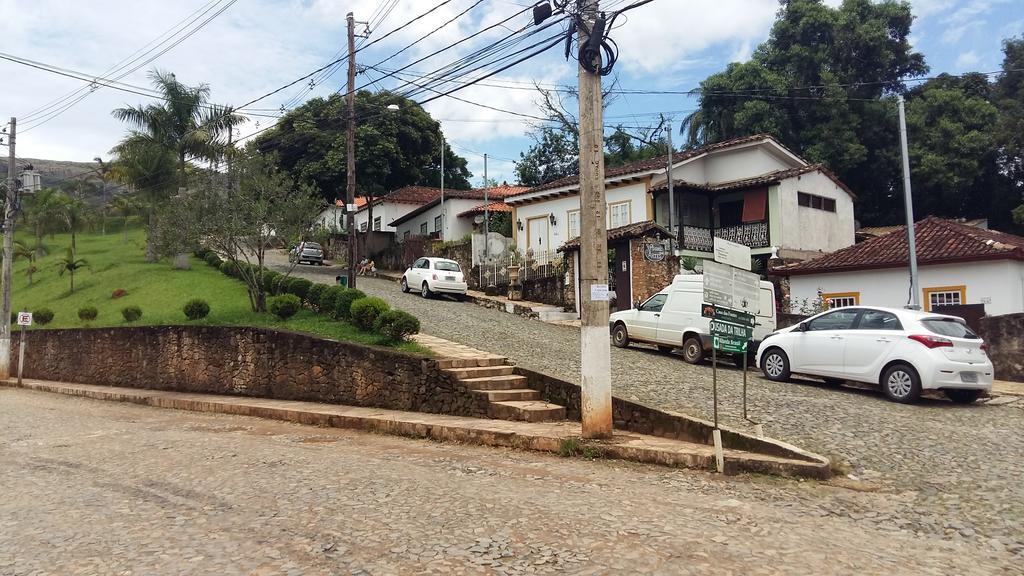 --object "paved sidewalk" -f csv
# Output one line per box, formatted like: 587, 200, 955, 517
993, 380, 1024, 396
